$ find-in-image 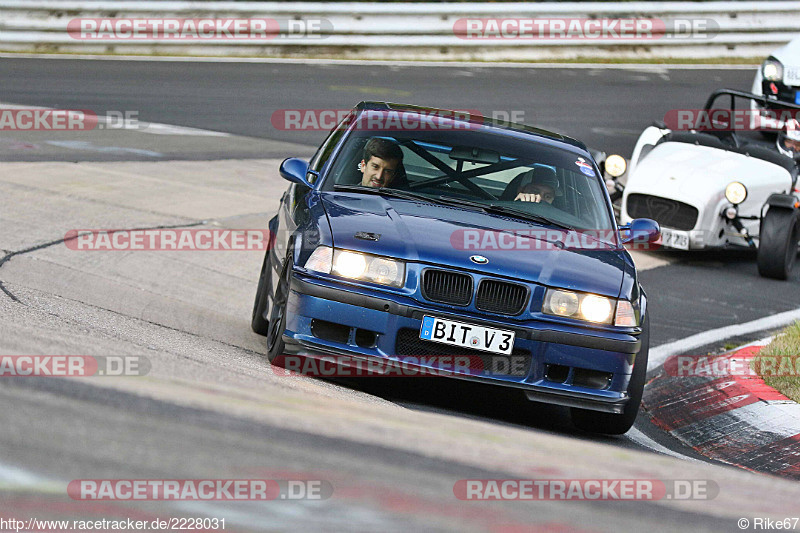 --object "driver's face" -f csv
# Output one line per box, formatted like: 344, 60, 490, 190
360, 156, 400, 188
786, 138, 800, 152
